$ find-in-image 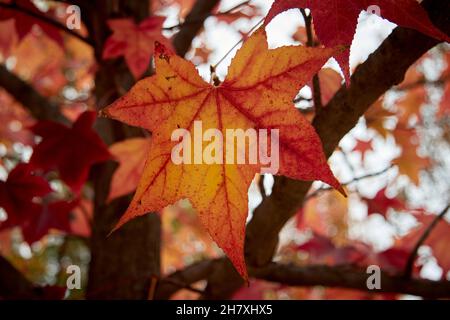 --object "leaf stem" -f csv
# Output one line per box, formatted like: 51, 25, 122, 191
300, 9, 322, 109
